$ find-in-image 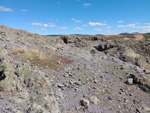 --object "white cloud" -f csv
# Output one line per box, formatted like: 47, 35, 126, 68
31, 23, 57, 27
93, 28, 102, 32
40, 28, 47, 30
89, 22, 107, 26
145, 23, 150, 25
118, 24, 150, 29
83, 3, 92, 7
77, 0, 80, 2
71, 19, 82, 23
118, 24, 150, 33
31, 23, 43, 26
143, 29, 150, 33
21, 9, 28, 12
140, 26, 150, 29
59, 27, 69, 30
0, 6, 13, 12
49, 24, 57, 27
117, 21, 124, 23
118, 24, 136, 28
126, 24, 137, 28
74, 27, 84, 30
43, 24, 48, 27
